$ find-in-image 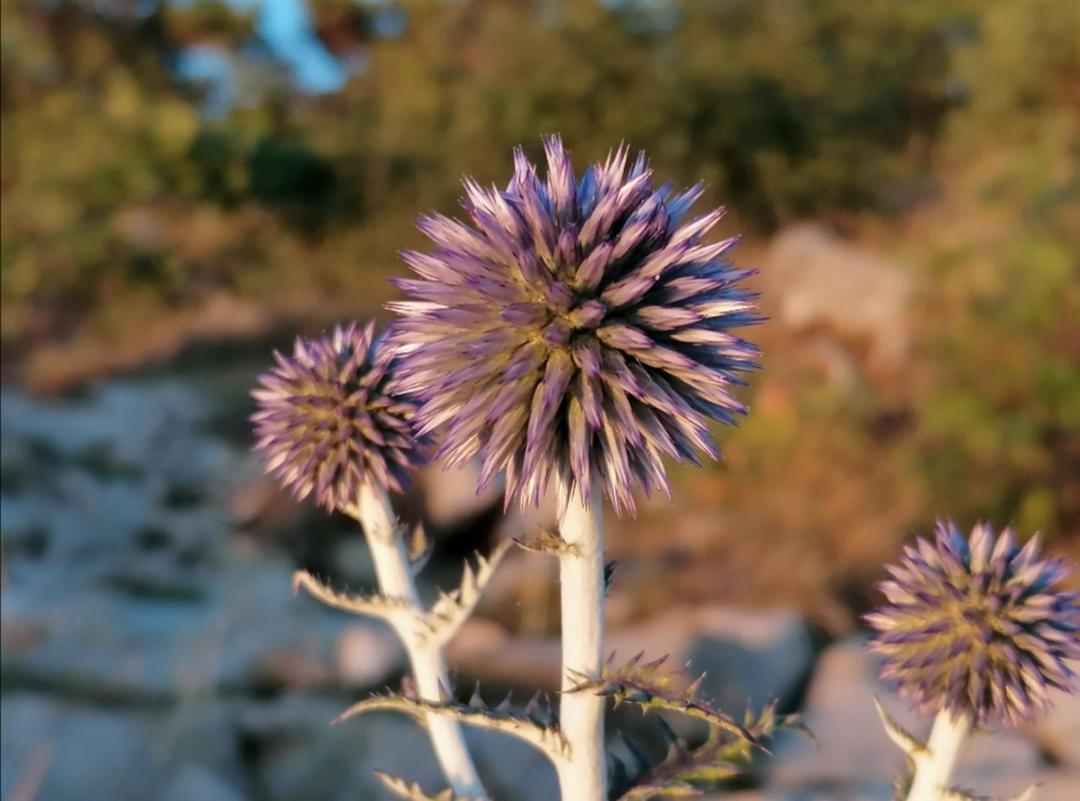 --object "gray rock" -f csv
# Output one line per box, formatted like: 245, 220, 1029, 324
236, 693, 347, 739
1033, 689, 1080, 767
152, 700, 246, 788
469, 728, 559, 801
1001, 770, 1080, 801
0, 381, 250, 599
163, 765, 250, 801
0, 381, 217, 478
764, 224, 913, 378
678, 607, 815, 714
449, 606, 814, 715
1, 694, 148, 801
446, 604, 815, 787
331, 536, 378, 586
418, 461, 502, 529
1, 557, 404, 701
770, 638, 1043, 794
241, 694, 559, 801
254, 707, 444, 801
